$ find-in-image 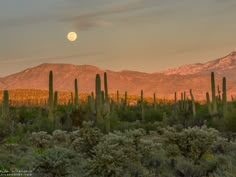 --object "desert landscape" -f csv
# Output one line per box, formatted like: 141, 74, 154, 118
0, 0, 236, 177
